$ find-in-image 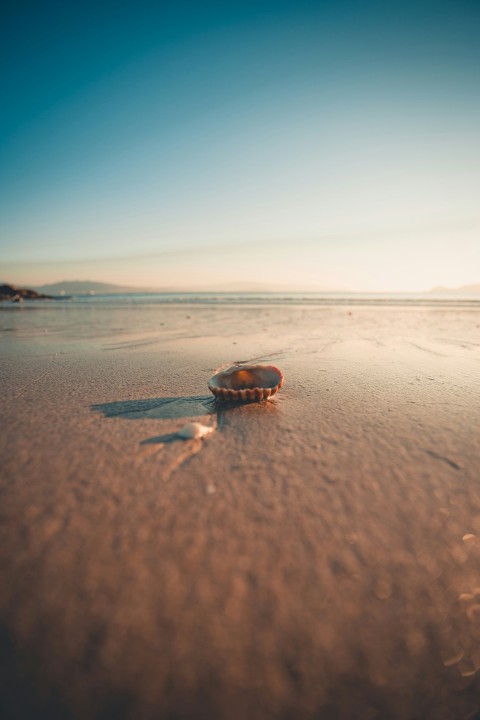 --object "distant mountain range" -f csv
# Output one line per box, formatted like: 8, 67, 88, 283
429, 284, 480, 294
32, 280, 338, 295
32, 280, 150, 295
